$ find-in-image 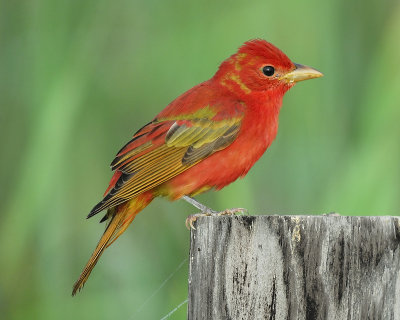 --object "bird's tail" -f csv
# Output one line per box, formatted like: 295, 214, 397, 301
72, 191, 154, 296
